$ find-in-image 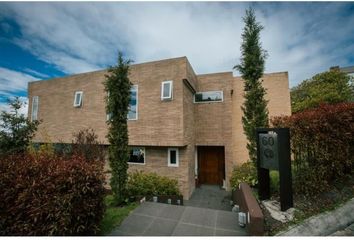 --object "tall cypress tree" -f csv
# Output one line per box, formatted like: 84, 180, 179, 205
104, 52, 132, 205
234, 8, 269, 165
